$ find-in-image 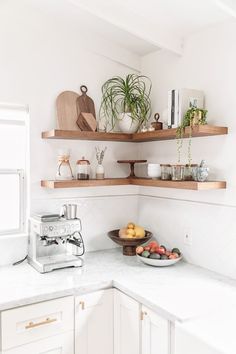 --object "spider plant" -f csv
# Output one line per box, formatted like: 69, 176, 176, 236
99, 74, 152, 131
